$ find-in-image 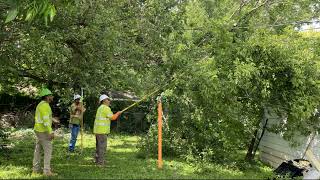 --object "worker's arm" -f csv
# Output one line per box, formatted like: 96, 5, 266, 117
111, 111, 121, 121
80, 103, 86, 113
69, 111, 72, 124
68, 106, 72, 125
79, 104, 85, 127
76, 105, 85, 113
105, 106, 121, 121
70, 104, 77, 116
